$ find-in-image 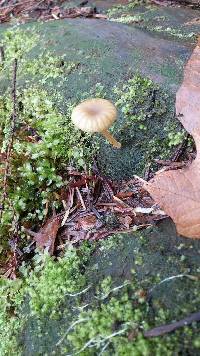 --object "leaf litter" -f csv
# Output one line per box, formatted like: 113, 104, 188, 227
25, 163, 166, 255
0, 0, 107, 24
